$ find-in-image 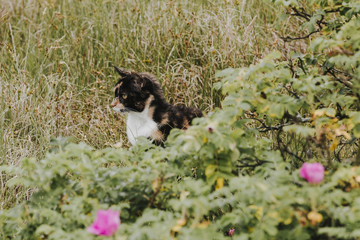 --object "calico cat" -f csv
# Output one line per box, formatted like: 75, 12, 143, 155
110, 66, 203, 145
